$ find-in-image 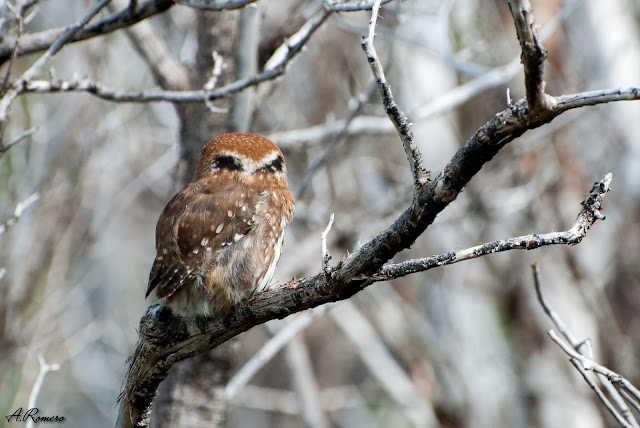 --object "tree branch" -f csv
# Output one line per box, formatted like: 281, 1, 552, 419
508, 0, 553, 112
0, 0, 174, 65
115, 2, 640, 426
0, 0, 111, 125
360, 0, 429, 186
374, 173, 612, 281
534, 264, 640, 428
